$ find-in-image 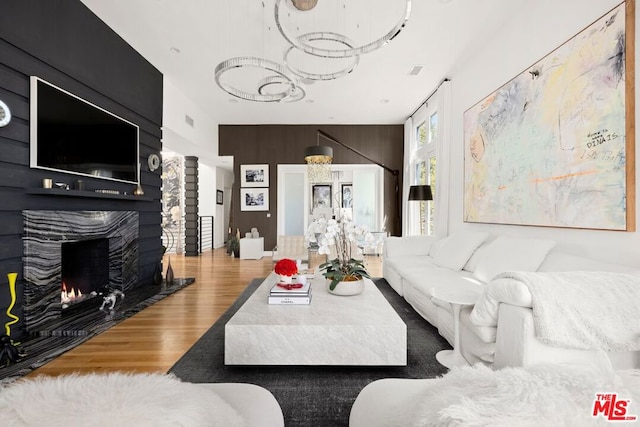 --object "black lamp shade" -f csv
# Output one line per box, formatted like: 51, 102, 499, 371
304, 145, 333, 160
408, 185, 433, 201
